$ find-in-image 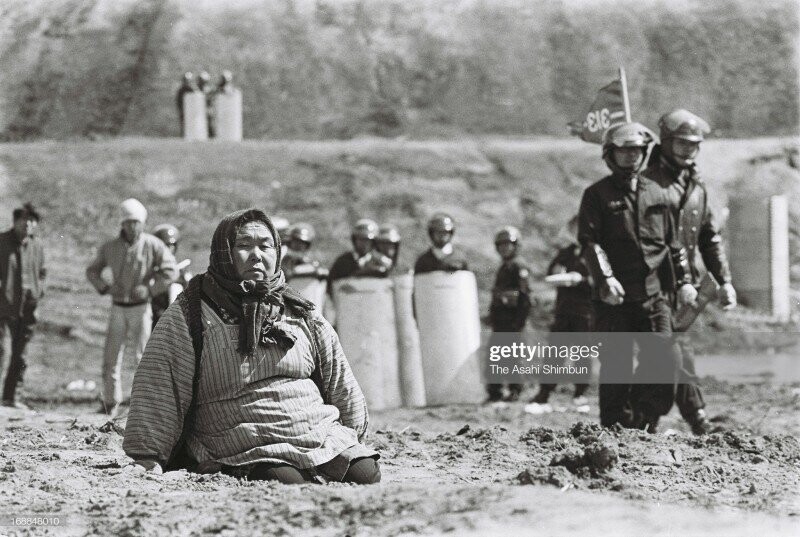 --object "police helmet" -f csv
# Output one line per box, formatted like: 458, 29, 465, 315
658, 109, 710, 143
289, 222, 315, 244
352, 218, 379, 240
427, 213, 455, 234
152, 224, 180, 246
602, 122, 656, 149
494, 226, 521, 245
377, 224, 401, 244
